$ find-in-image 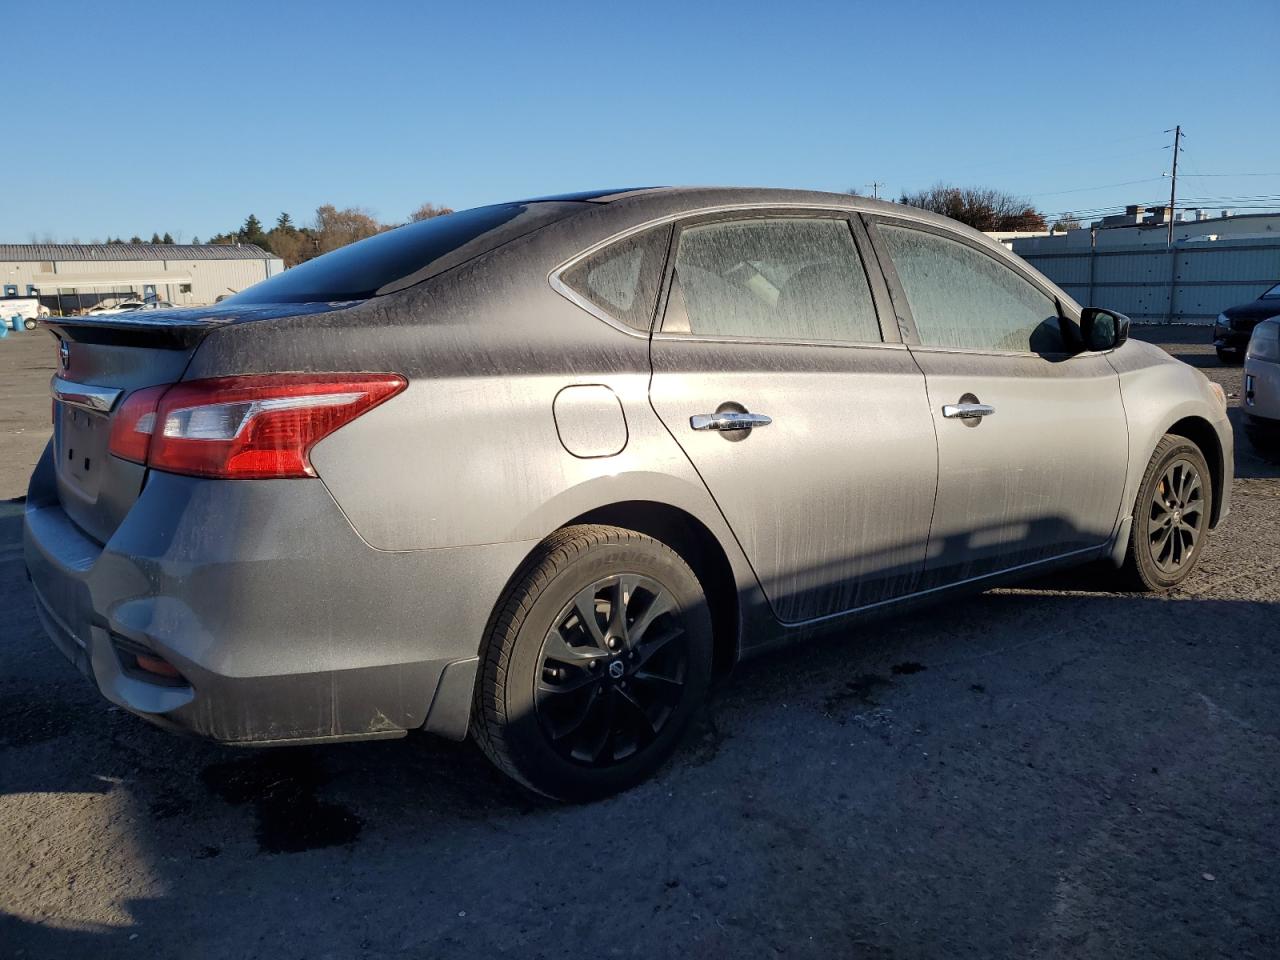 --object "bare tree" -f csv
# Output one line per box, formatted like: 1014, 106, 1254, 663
267, 229, 312, 268
408, 202, 454, 222
898, 183, 1047, 232
313, 204, 381, 254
